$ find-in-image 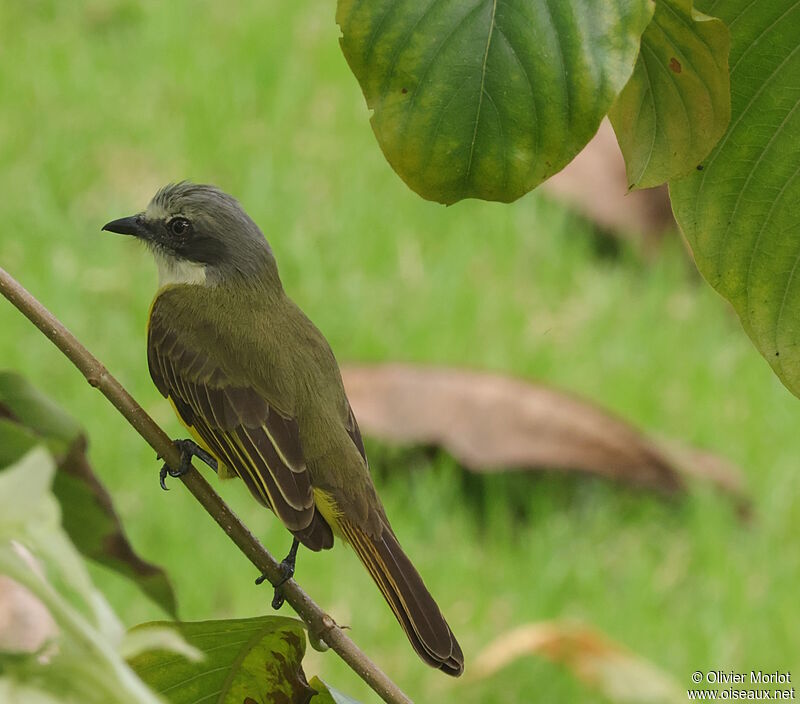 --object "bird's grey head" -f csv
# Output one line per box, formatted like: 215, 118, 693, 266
102, 182, 277, 287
